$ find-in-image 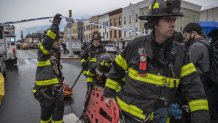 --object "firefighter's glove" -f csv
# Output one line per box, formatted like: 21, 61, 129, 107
154, 108, 168, 123
53, 14, 62, 26
168, 103, 182, 119
104, 98, 116, 107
